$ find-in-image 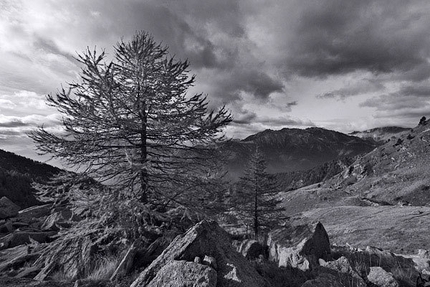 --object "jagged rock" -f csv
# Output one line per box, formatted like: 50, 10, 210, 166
0, 231, 56, 249
202, 255, 217, 270
237, 239, 265, 260
130, 220, 266, 287
301, 273, 343, 287
146, 260, 217, 287
319, 256, 367, 287
268, 221, 330, 271
418, 249, 430, 259
18, 204, 51, 219
367, 267, 399, 287
0, 197, 20, 219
